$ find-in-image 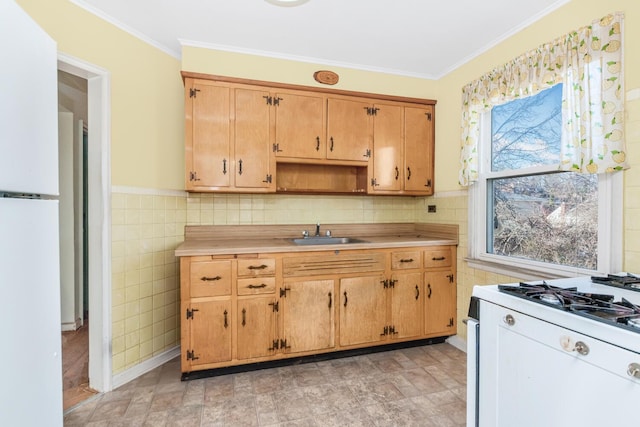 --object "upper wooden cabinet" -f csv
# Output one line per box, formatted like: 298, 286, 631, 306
274, 94, 373, 163
369, 103, 404, 192
273, 91, 325, 160
182, 72, 435, 195
185, 80, 231, 189
326, 98, 372, 162
404, 106, 434, 194
369, 104, 435, 196
184, 78, 275, 192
